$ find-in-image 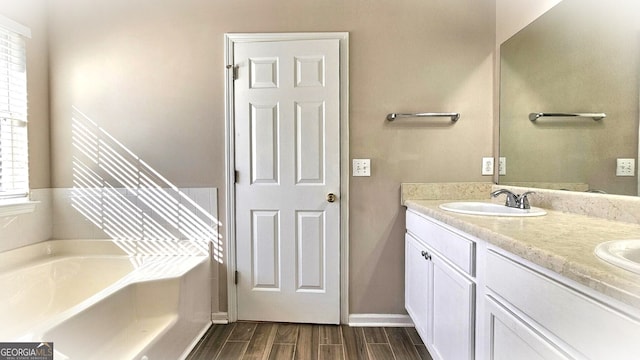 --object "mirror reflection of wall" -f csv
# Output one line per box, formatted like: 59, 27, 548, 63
499, 0, 640, 195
